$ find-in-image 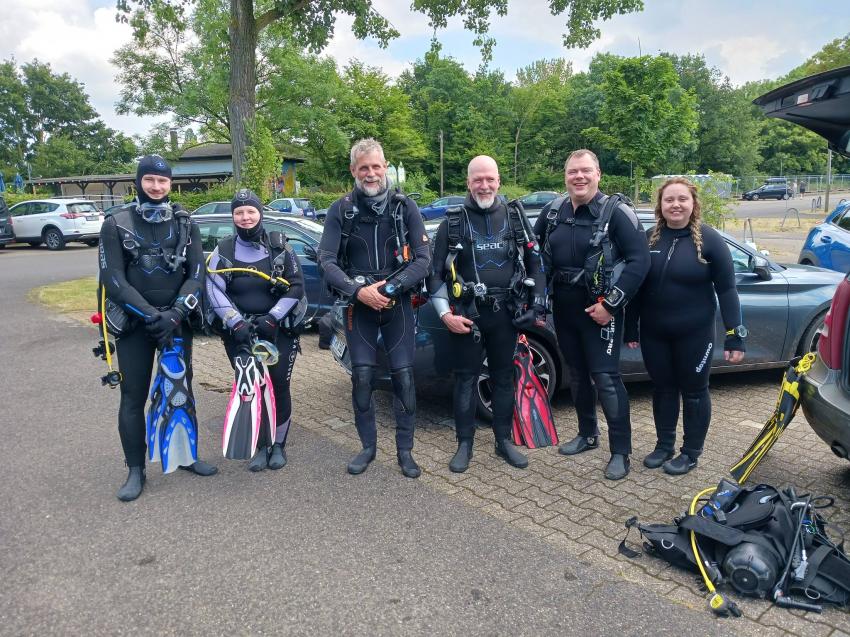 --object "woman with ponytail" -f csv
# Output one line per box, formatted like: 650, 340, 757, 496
624, 178, 746, 475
